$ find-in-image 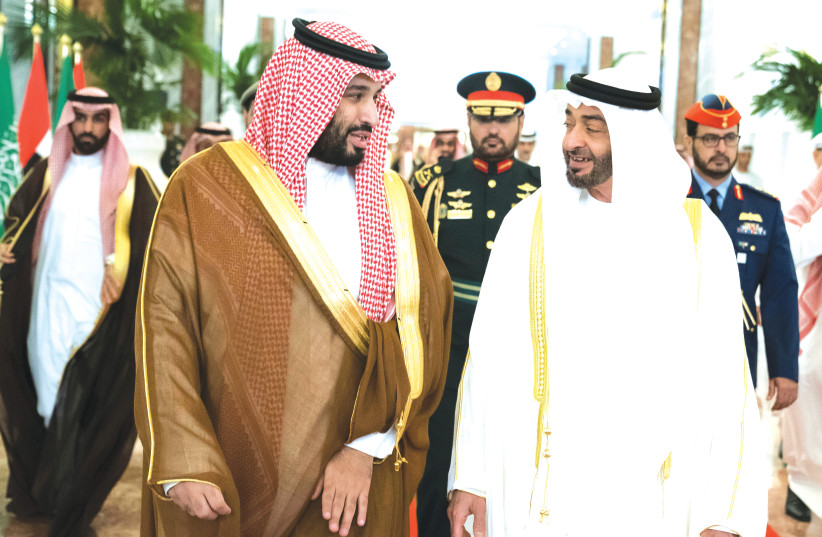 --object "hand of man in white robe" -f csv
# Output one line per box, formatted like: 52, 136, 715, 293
448, 490, 486, 537
0, 243, 15, 264
168, 482, 232, 520
100, 264, 122, 306
311, 445, 373, 536
767, 377, 798, 410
